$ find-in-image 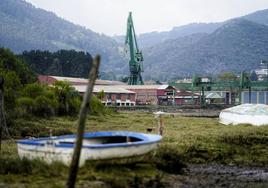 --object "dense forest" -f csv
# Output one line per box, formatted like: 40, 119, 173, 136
19, 50, 93, 78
